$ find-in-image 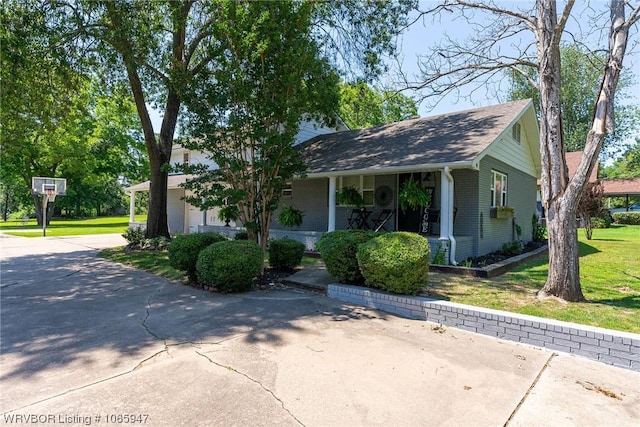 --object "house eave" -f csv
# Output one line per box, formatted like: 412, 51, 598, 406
303, 161, 477, 179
